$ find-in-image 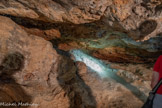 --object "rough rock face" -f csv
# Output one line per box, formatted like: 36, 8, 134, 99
0, 15, 59, 98
21, 26, 61, 41
92, 46, 161, 63
0, 0, 161, 40
0, 1, 161, 107
0, 16, 97, 108
0, 0, 111, 23
104, 0, 162, 40
75, 61, 146, 108
56, 31, 162, 63
0, 0, 161, 63
0, 16, 149, 108
0, 16, 61, 107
